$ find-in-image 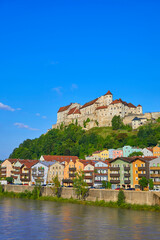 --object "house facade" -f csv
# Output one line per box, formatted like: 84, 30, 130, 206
153, 145, 160, 158
94, 161, 109, 187
31, 161, 54, 185
47, 161, 64, 185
